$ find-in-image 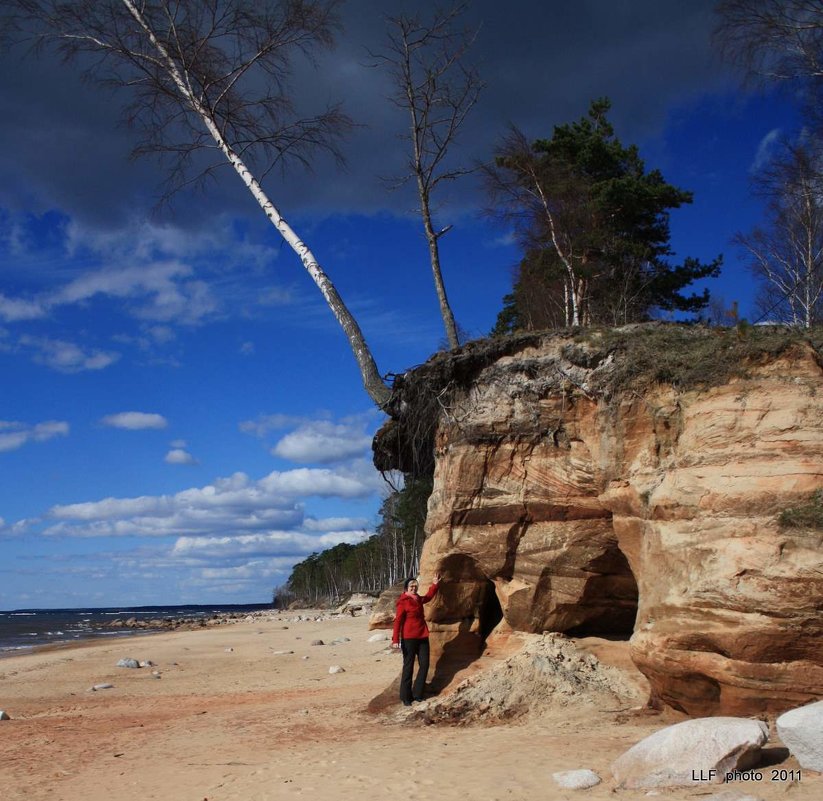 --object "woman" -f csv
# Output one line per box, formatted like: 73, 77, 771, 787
391, 572, 440, 705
